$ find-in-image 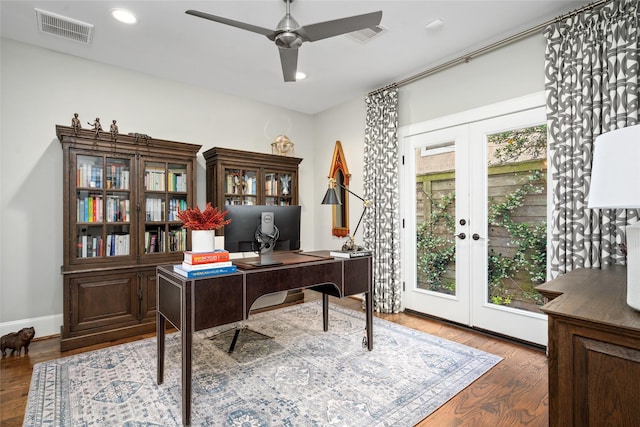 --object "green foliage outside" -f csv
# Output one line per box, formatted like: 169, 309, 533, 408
416, 192, 456, 295
489, 125, 547, 165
